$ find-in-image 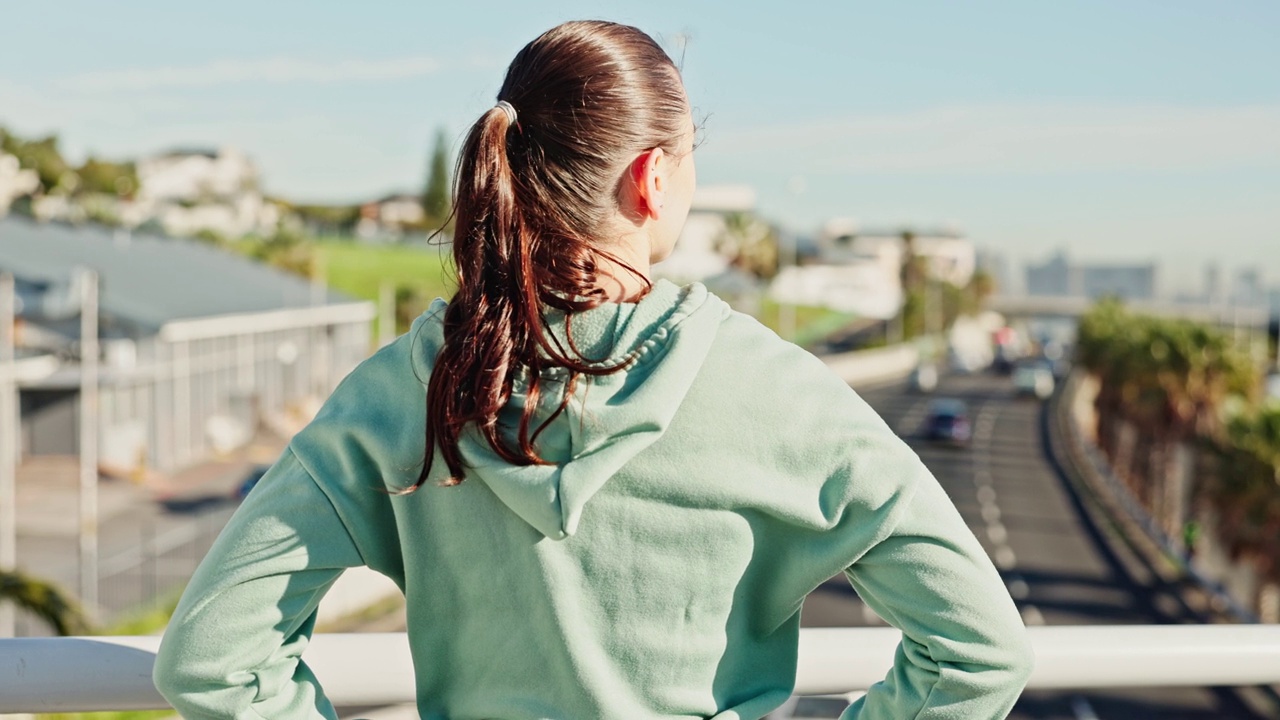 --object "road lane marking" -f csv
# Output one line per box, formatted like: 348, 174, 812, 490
995, 545, 1017, 569
976, 485, 998, 505
1070, 695, 1101, 720
1006, 575, 1030, 600
986, 521, 1008, 545
896, 398, 931, 437
1021, 604, 1045, 625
